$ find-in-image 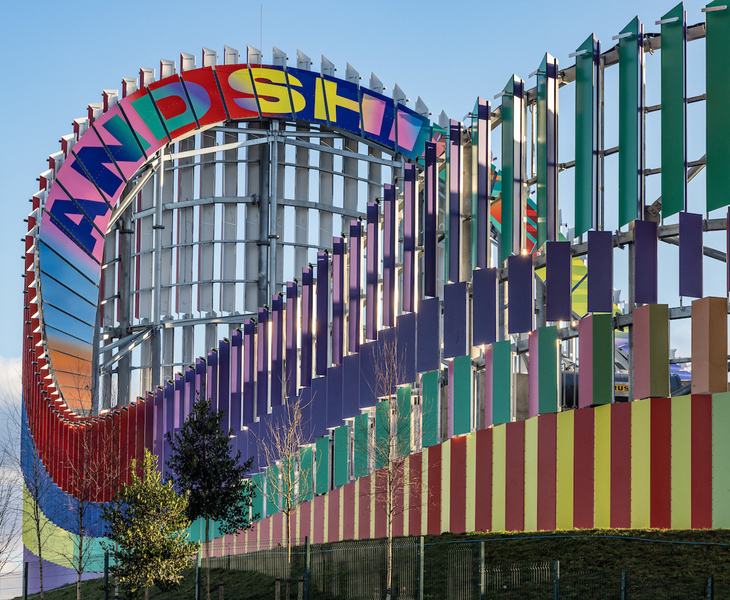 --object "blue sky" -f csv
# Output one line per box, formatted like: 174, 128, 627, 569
0, 0, 712, 367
